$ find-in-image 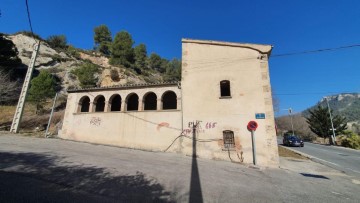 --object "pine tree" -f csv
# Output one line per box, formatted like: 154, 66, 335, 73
28, 70, 56, 114
110, 31, 134, 67
93, 25, 112, 55
134, 43, 147, 70
149, 53, 162, 72
306, 105, 347, 144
